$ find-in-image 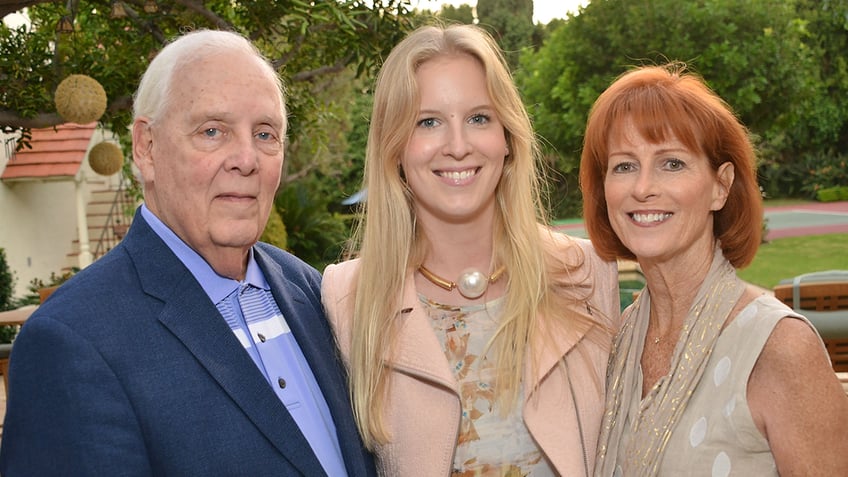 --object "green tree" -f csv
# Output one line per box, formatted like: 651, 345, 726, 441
788, 0, 848, 155
476, 0, 534, 68
438, 4, 475, 25
336, 82, 372, 205
518, 0, 817, 216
